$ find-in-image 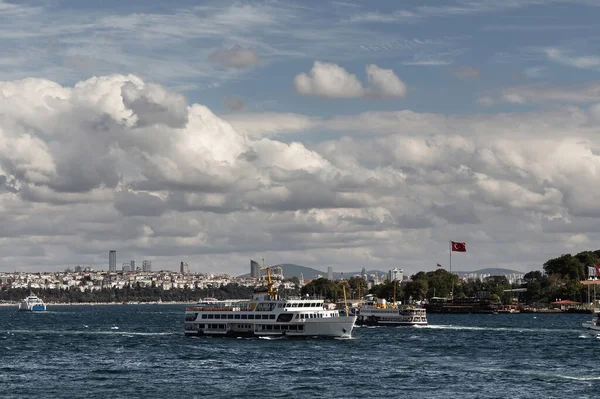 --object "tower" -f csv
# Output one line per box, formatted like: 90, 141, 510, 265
142, 260, 152, 272
250, 259, 260, 278
180, 261, 189, 274
109, 250, 116, 272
